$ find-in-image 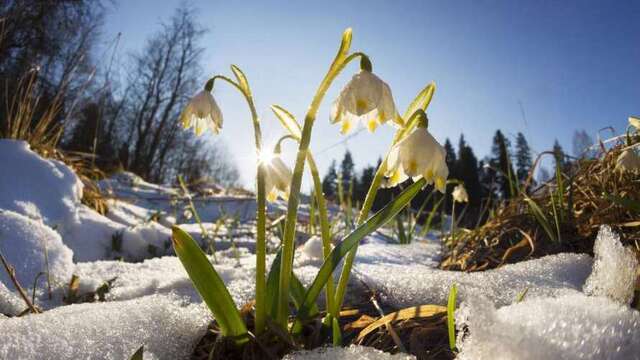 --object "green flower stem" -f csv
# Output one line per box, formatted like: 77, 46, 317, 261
274, 134, 336, 316
332, 112, 421, 315
276, 39, 368, 326
305, 152, 336, 316
207, 74, 267, 335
